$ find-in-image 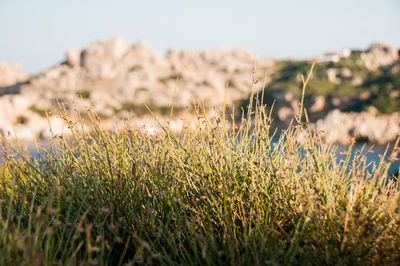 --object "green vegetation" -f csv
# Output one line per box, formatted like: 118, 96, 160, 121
265, 51, 400, 114
227, 79, 242, 92
158, 74, 182, 85
29, 105, 47, 117
76, 90, 91, 99
366, 63, 400, 113
270, 59, 367, 97
16, 115, 28, 125
0, 69, 400, 264
128, 65, 142, 72
116, 101, 187, 117
325, 50, 366, 73
0, 65, 399, 264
